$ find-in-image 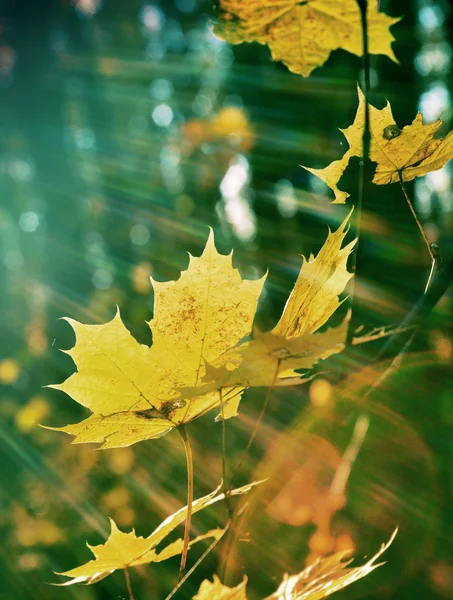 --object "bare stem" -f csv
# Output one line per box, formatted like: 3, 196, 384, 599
352, 324, 413, 345
366, 248, 442, 395
220, 391, 233, 518
178, 424, 194, 580
124, 567, 135, 600
330, 414, 369, 497
234, 360, 280, 478
375, 249, 449, 361
219, 501, 250, 584
165, 524, 229, 600
219, 363, 279, 584
398, 171, 434, 263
